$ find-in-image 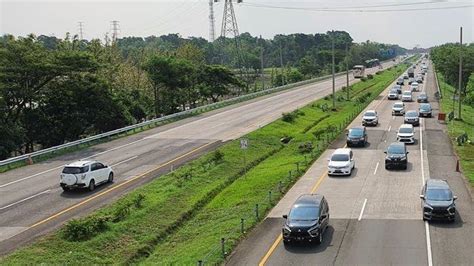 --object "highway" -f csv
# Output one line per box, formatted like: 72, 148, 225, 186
227, 60, 474, 265
0, 60, 396, 254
